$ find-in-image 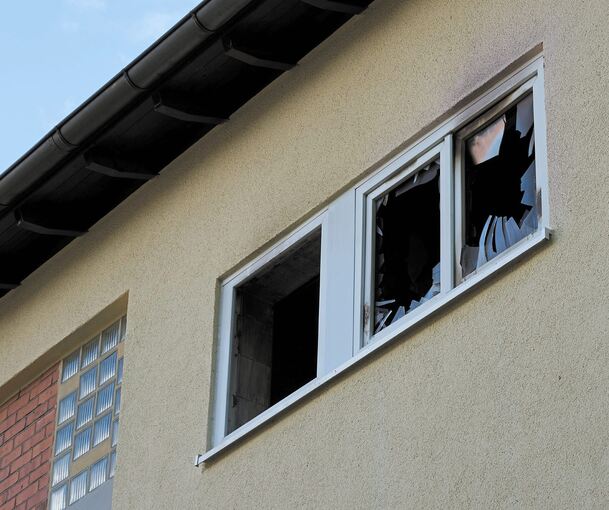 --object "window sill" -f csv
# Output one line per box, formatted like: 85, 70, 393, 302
196, 227, 551, 466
